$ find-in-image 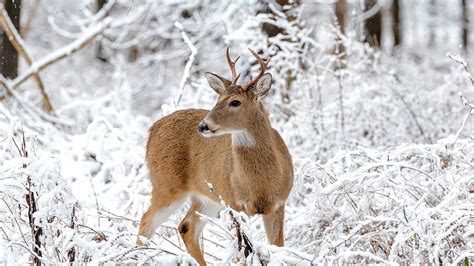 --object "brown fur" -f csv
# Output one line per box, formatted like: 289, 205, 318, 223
136, 62, 293, 266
